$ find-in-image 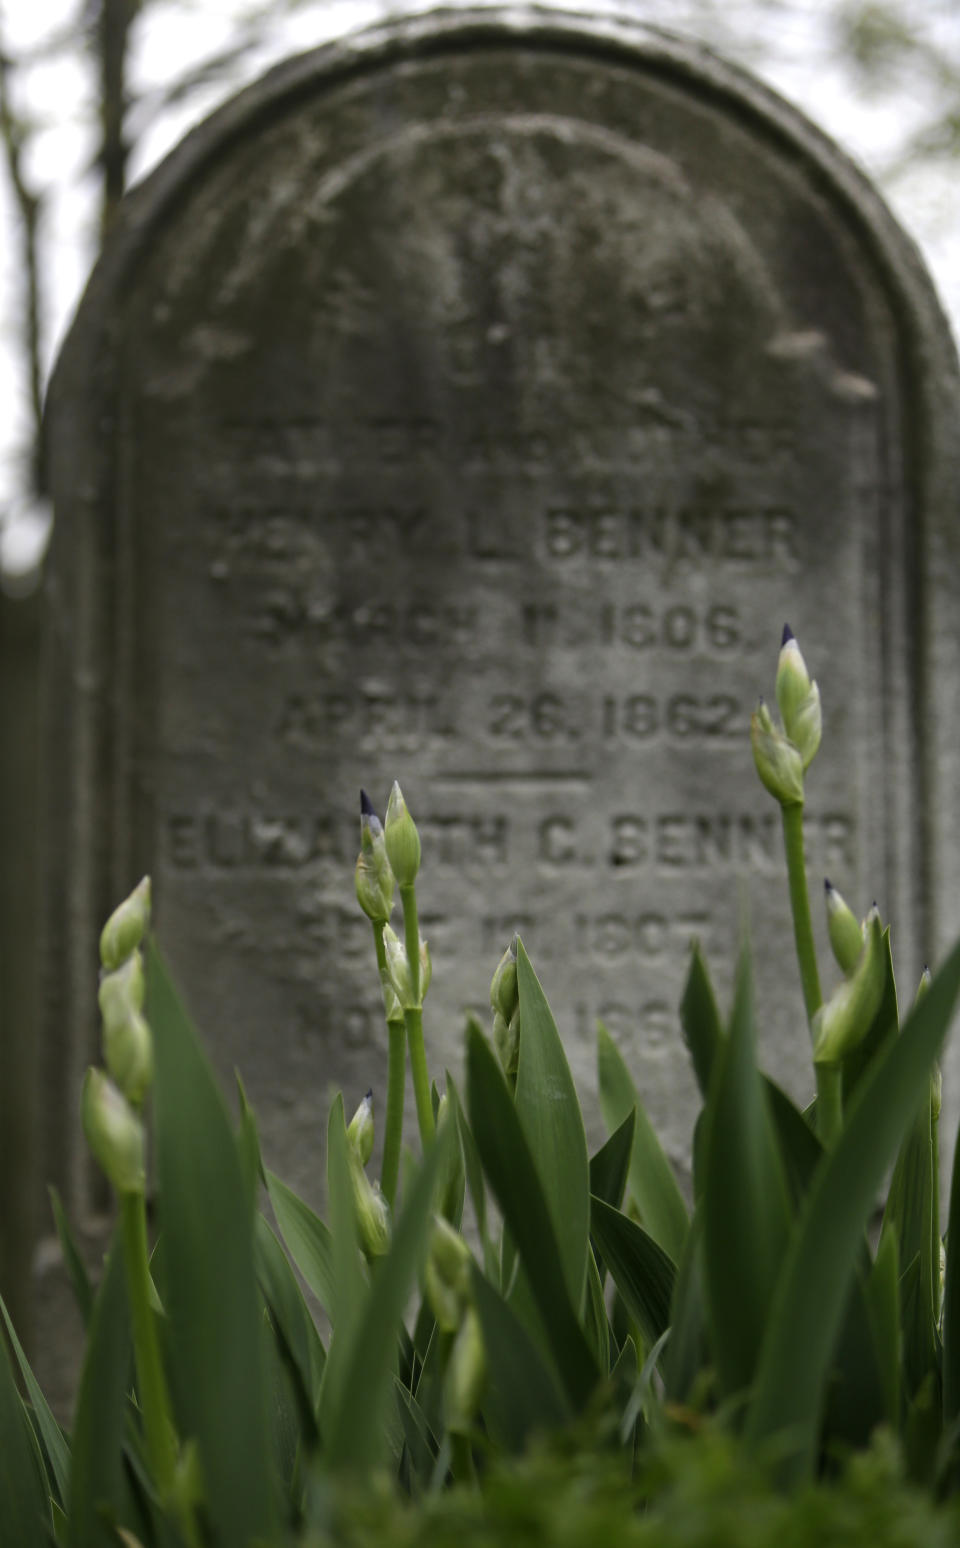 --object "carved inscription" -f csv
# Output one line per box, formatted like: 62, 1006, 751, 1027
137, 104, 882, 1172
